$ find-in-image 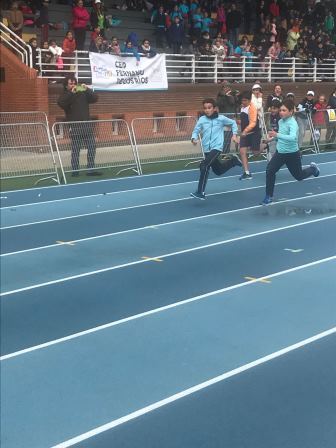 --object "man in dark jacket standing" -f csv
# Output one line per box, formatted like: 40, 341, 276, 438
226, 4, 242, 48
58, 75, 100, 176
